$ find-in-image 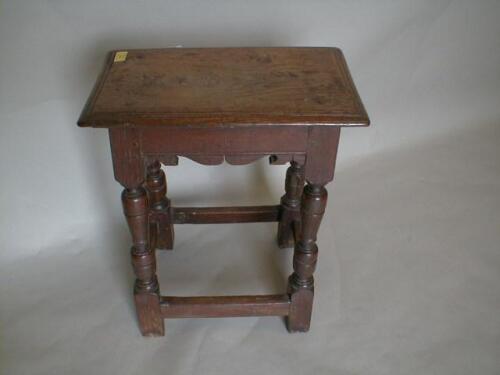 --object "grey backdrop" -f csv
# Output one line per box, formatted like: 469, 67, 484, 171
1, 1, 499, 374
